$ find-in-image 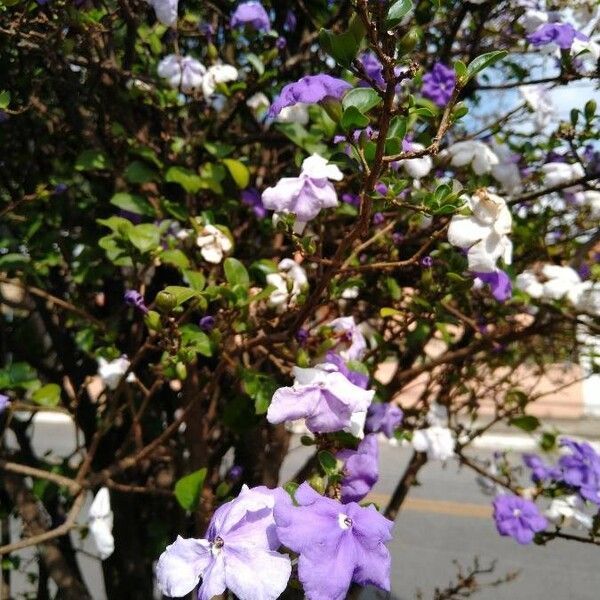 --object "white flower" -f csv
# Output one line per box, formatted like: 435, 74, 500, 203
541, 265, 582, 300
570, 281, 600, 316
545, 495, 593, 530
541, 162, 585, 188
88, 488, 114, 560
446, 140, 499, 175
426, 403, 448, 427
246, 92, 270, 119
157, 55, 206, 93
275, 103, 310, 125
300, 154, 344, 181
341, 286, 360, 299
98, 357, 135, 391
398, 143, 432, 179
201, 64, 238, 98
573, 190, 600, 219
148, 0, 178, 26
520, 85, 554, 130
412, 426, 455, 461
448, 190, 512, 273
515, 270, 545, 298
572, 38, 600, 61
196, 225, 233, 264
489, 140, 521, 195
266, 259, 308, 309
518, 9, 548, 33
